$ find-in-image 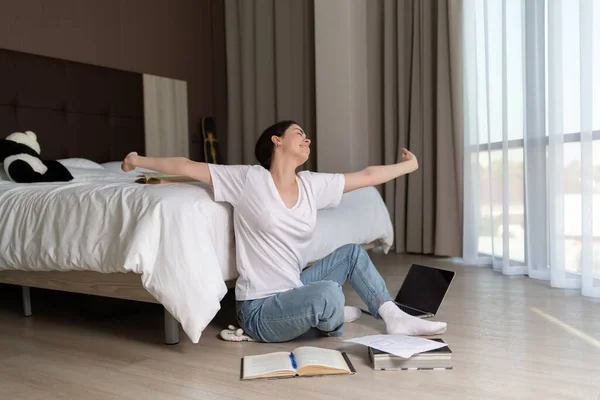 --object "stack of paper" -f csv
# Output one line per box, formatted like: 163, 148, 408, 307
344, 334, 448, 359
